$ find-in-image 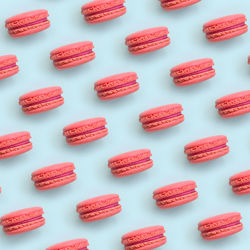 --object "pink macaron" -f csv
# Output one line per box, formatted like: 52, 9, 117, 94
82, 0, 126, 24
5, 9, 50, 38
122, 225, 167, 249
77, 194, 122, 222
153, 181, 198, 209
184, 135, 229, 164
198, 212, 243, 241
170, 58, 215, 87
32, 162, 77, 191
19, 86, 64, 115
108, 149, 153, 177
230, 169, 250, 195
63, 117, 108, 146
0, 55, 19, 80
0, 207, 45, 235
47, 238, 89, 250
159, 0, 201, 11
203, 14, 248, 42
215, 90, 250, 118
139, 104, 184, 132
94, 72, 139, 100
0, 131, 32, 160
50, 41, 95, 70
125, 27, 170, 55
